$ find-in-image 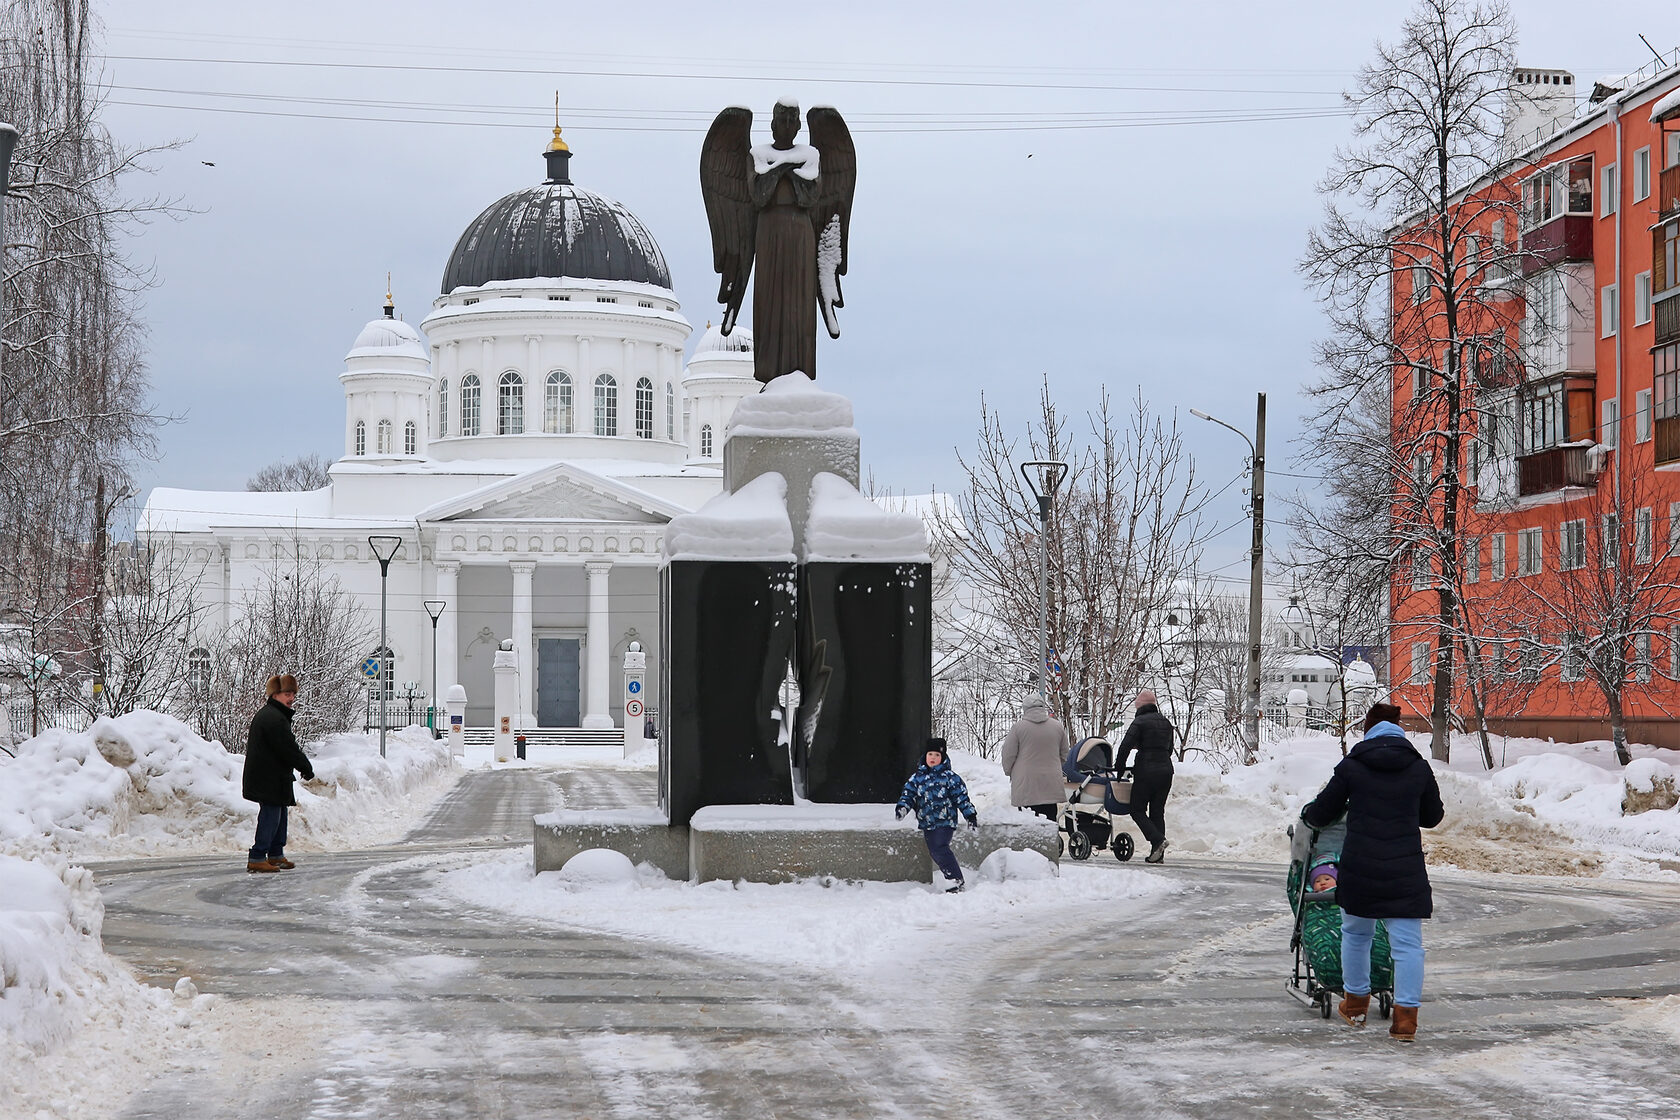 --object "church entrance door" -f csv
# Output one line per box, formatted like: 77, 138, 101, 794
536, 637, 581, 727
